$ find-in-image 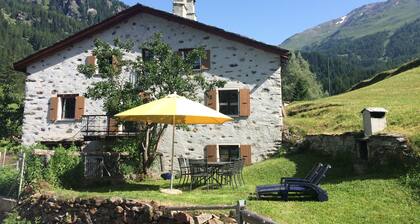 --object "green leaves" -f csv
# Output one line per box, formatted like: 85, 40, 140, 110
282, 52, 324, 101
0, 81, 23, 138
